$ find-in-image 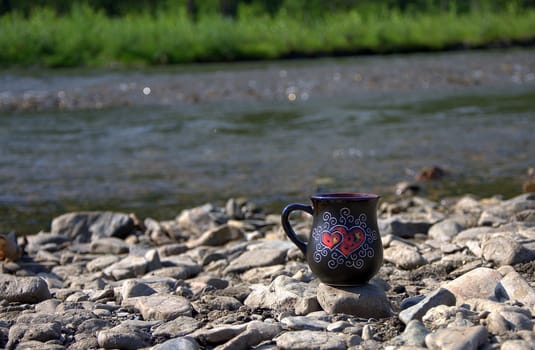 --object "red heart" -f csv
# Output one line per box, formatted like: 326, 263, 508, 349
321, 231, 343, 249
331, 225, 366, 257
